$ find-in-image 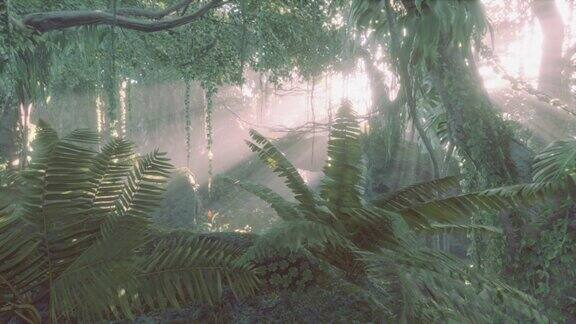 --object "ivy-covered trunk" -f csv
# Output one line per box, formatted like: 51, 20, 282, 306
430, 38, 534, 275
0, 96, 18, 166
430, 41, 533, 186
